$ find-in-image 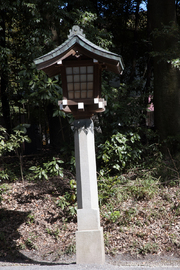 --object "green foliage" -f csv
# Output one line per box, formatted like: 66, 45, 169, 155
96, 81, 151, 173
29, 69, 62, 105
100, 82, 148, 134
29, 166, 49, 180
0, 126, 31, 182
0, 183, 9, 204
65, 242, 76, 255
108, 210, 121, 223
55, 194, 77, 219
55, 179, 77, 219
56, 195, 69, 210
138, 243, 159, 255
46, 227, 60, 239
27, 213, 35, 224
0, 170, 9, 181
127, 176, 159, 201
74, 10, 113, 50
0, 126, 30, 157
25, 234, 37, 250
99, 171, 160, 228
103, 204, 138, 226
151, 22, 180, 66
0, 0, 67, 153
44, 158, 64, 177
0, 164, 19, 182
98, 131, 142, 173
98, 175, 126, 206
29, 157, 64, 180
